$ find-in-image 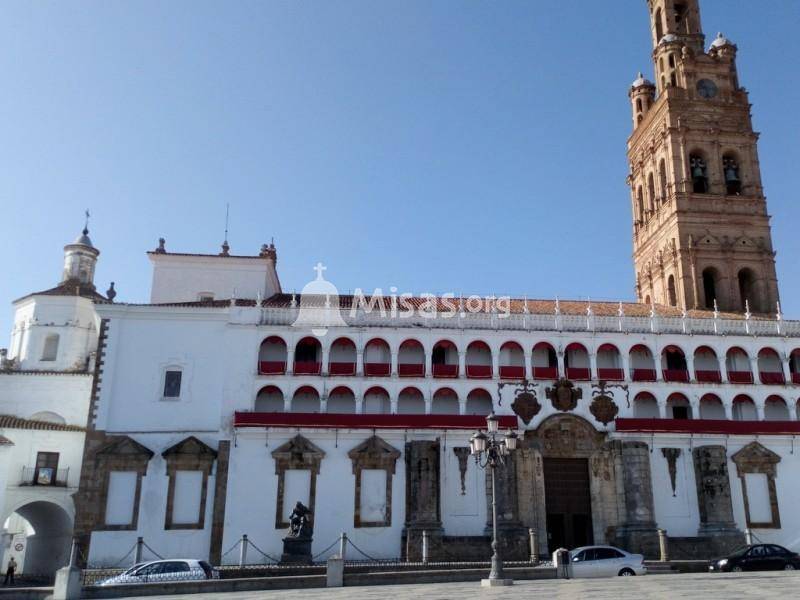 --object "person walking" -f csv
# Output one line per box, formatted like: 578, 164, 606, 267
3, 556, 16, 586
